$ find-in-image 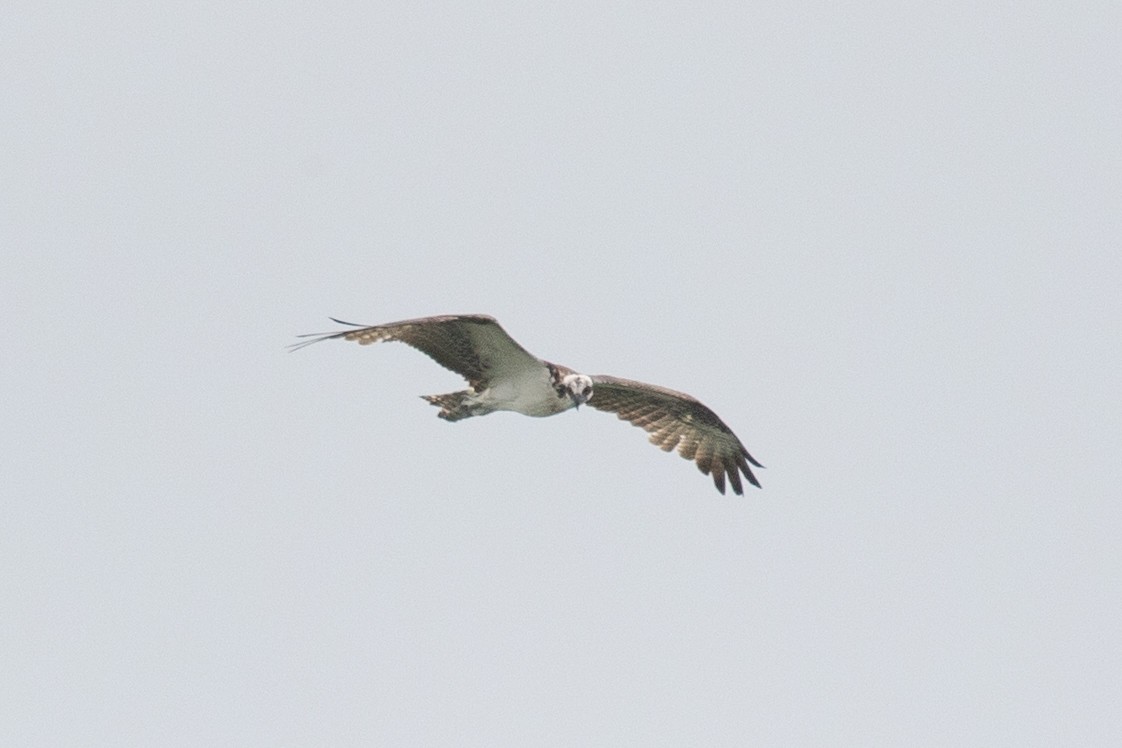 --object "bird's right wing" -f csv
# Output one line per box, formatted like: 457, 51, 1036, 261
289, 314, 543, 390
